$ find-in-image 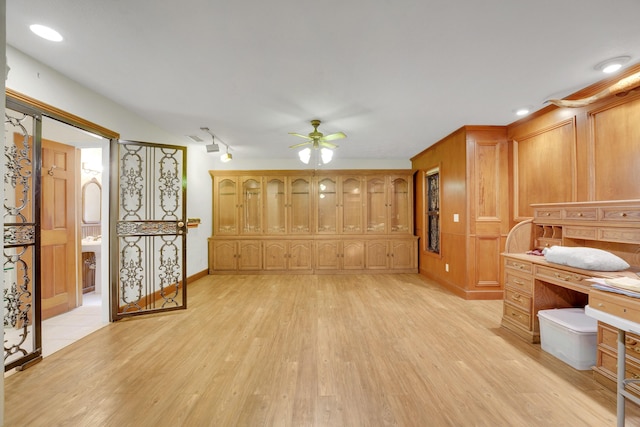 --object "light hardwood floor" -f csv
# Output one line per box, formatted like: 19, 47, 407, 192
4, 274, 640, 426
